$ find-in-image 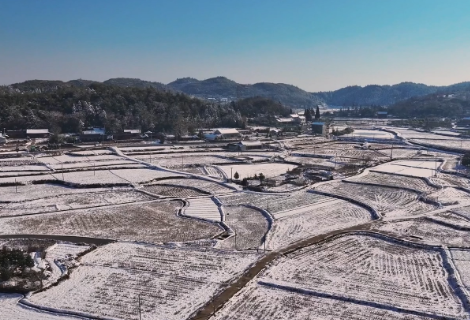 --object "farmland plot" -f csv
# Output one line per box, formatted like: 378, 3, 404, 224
149, 155, 241, 169
0, 189, 154, 217
372, 218, 470, 247
152, 178, 235, 195
380, 148, 419, 159
452, 206, 470, 220
185, 197, 221, 222
426, 187, 470, 205
55, 170, 128, 186
259, 234, 466, 318
220, 191, 337, 217
411, 139, 470, 151
210, 282, 436, 320
429, 173, 470, 189
142, 184, 209, 197
315, 182, 436, 218
267, 201, 372, 250
449, 249, 470, 296
348, 171, 439, 193
0, 183, 117, 202
372, 162, 436, 178
0, 200, 222, 243
108, 168, 183, 184
0, 173, 58, 185
430, 211, 470, 229
0, 294, 79, 320
217, 206, 269, 250
28, 243, 261, 320
217, 163, 296, 180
